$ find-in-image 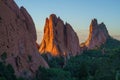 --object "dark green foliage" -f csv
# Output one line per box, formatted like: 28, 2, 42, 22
101, 37, 120, 49
83, 49, 103, 57
35, 67, 74, 80
116, 71, 120, 80
64, 55, 90, 80
64, 37, 120, 80
0, 38, 119, 80
0, 61, 26, 80
0, 62, 16, 80
1, 52, 7, 61
28, 55, 32, 62
40, 39, 120, 80
16, 77, 26, 80
41, 53, 49, 61
0, 77, 6, 80
6, 64, 15, 73
64, 46, 120, 80
48, 57, 64, 68
42, 54, 64, 68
